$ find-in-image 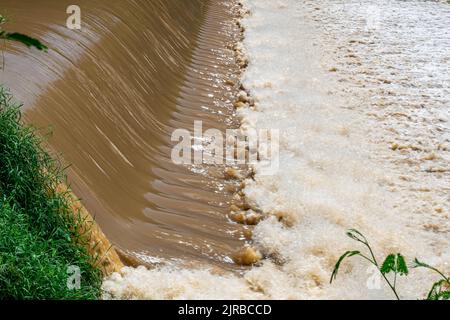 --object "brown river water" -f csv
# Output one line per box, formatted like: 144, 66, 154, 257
0, 0, 248, 269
